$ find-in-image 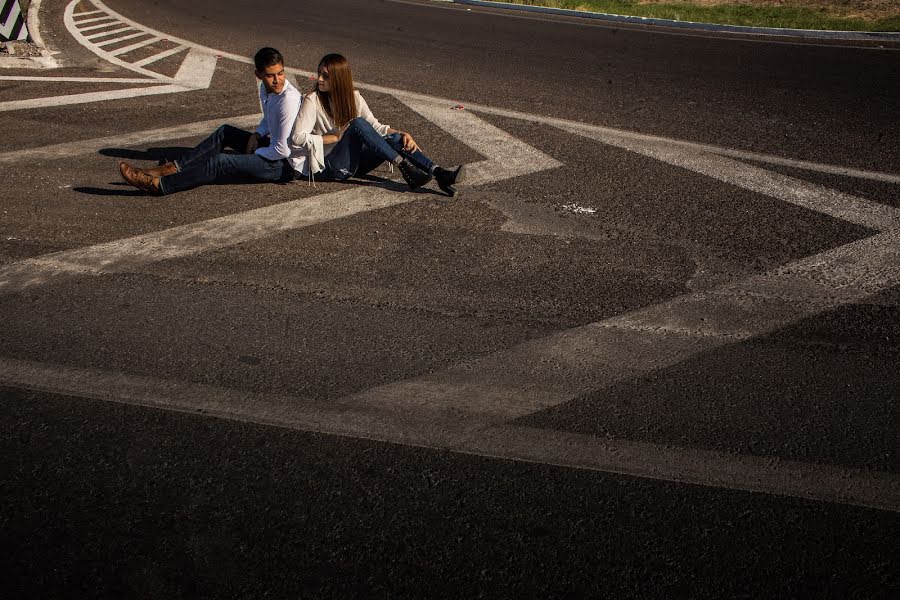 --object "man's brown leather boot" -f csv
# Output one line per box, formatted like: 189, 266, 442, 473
118, 161, 162, 195
141, 162, 178, 177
